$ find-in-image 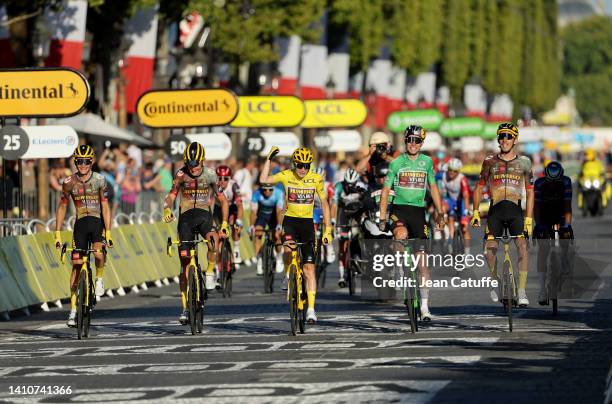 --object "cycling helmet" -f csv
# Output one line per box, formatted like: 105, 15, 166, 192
404, 125, 426, 141
292, 147, 313, 164
216, 165, 232, 177
73, 144, 95, 159
314, 167, 325, 176
447, 158, 463, 172
496, 122, 519, 139
544, 161, 564, 181
183, 142, 205, 166
369, 131, 390, 145
344, 168, 360, 184
584, 148, 596, 162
